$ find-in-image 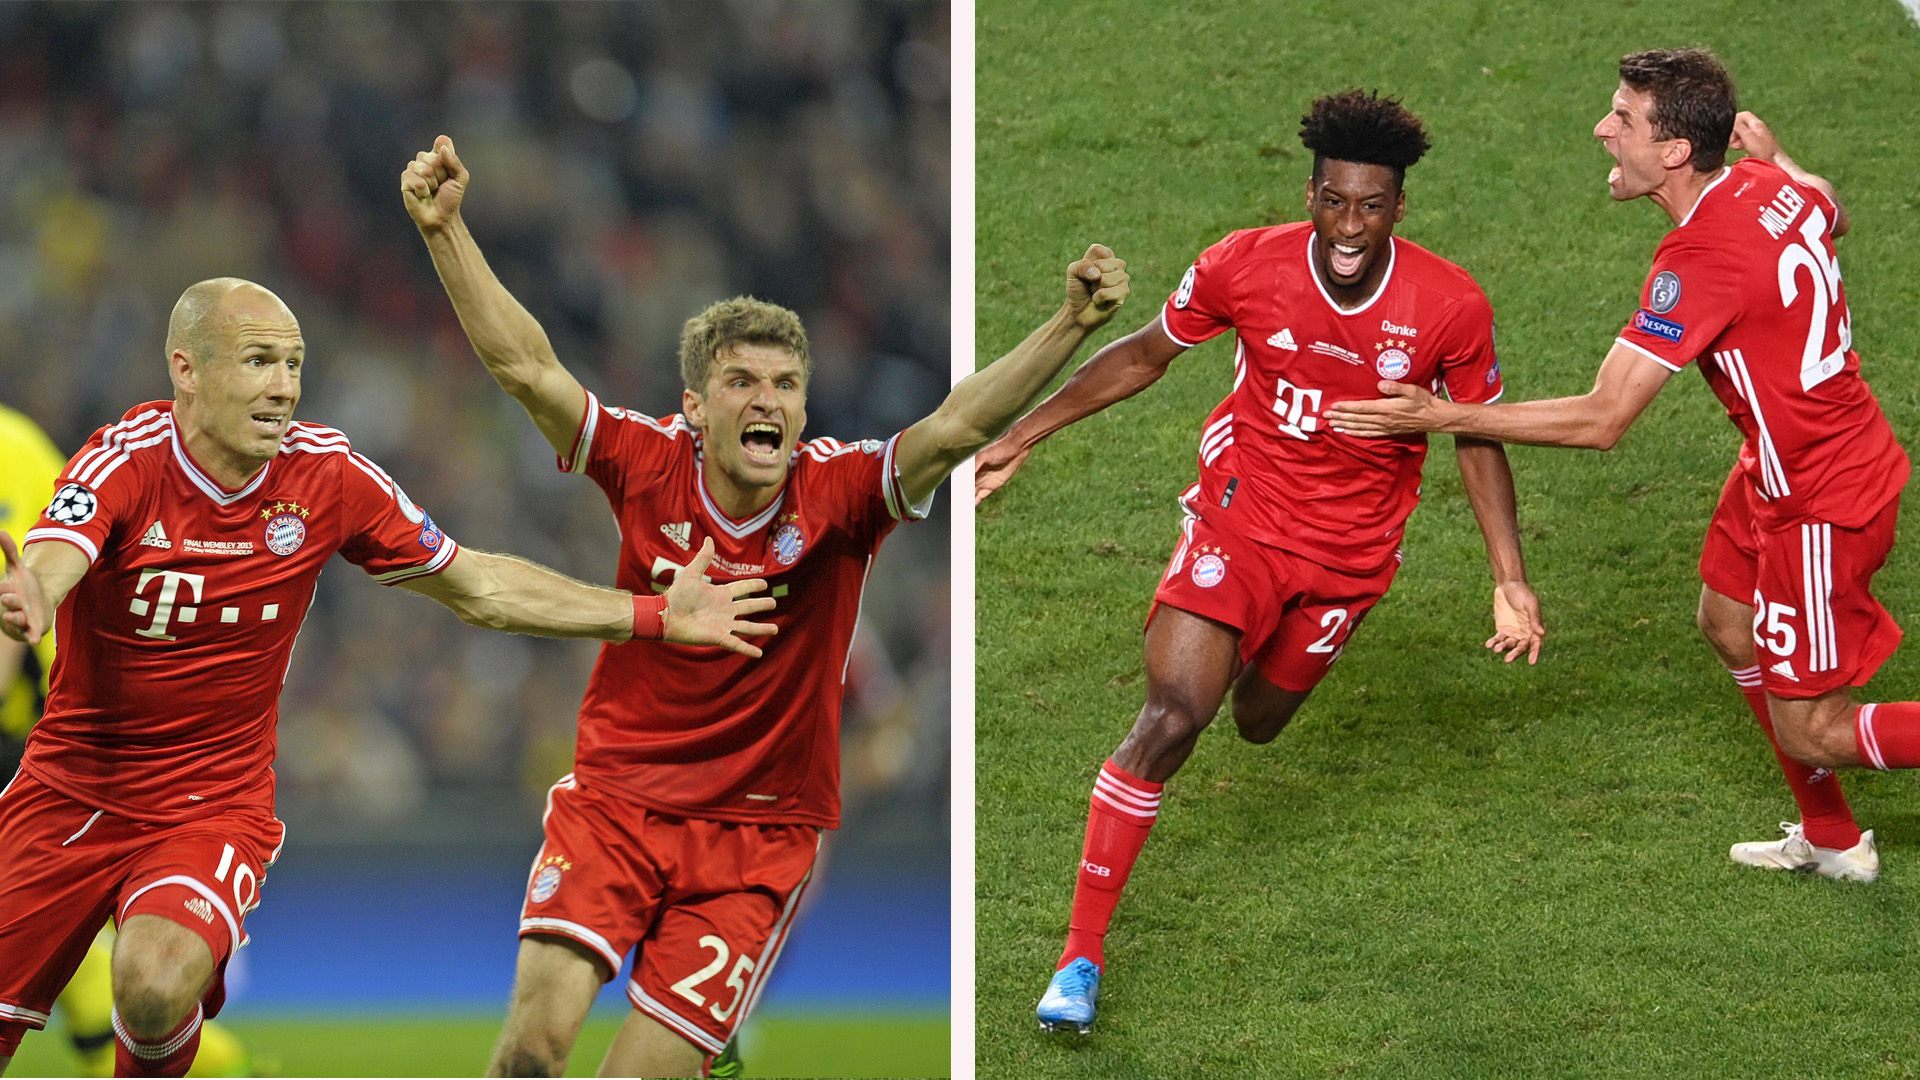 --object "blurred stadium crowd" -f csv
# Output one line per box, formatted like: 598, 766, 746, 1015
0, 1, 950, 848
